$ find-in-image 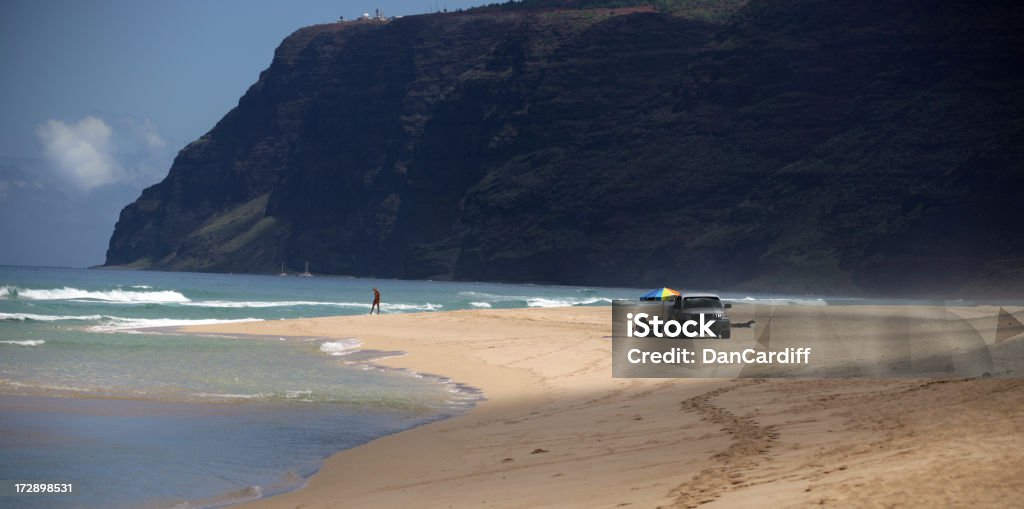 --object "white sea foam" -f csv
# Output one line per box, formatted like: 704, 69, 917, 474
319, 338, 362, 356
526, 297, 612, 308
1, 285, 190, 303
0, 380, 92, 393
0, 339, 46, 346
1, 312, 264, 331
88, 317, 263, 332
458, 291, 611, 308
458, 291, 519, 302
385, 302, 442, 312
1, 312, 106, 322
791, 298, 828, 306
178, 300, 441, 312
191, 392, 271, 400
182, 300, 367, 308
175, 484, 263, 509
736, 296, 828, 306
